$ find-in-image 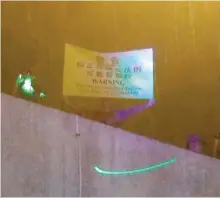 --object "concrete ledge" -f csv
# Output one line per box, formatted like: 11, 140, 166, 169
1, 94, 79, 197
2, 93, 220, 196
